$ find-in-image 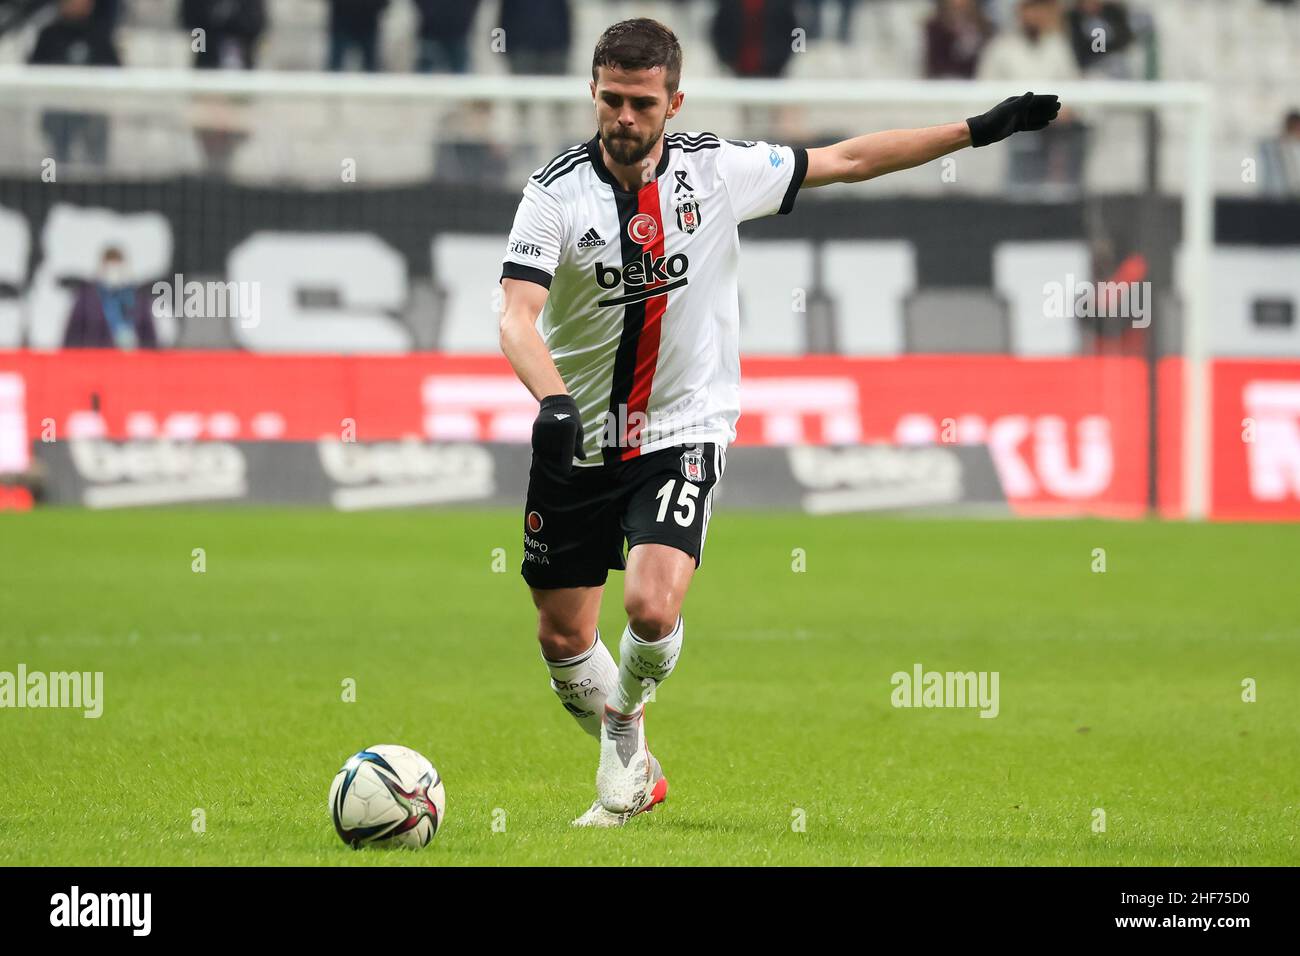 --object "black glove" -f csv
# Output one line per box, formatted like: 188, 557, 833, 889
966, 92, 1061, 148
532, 393, 585, 475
